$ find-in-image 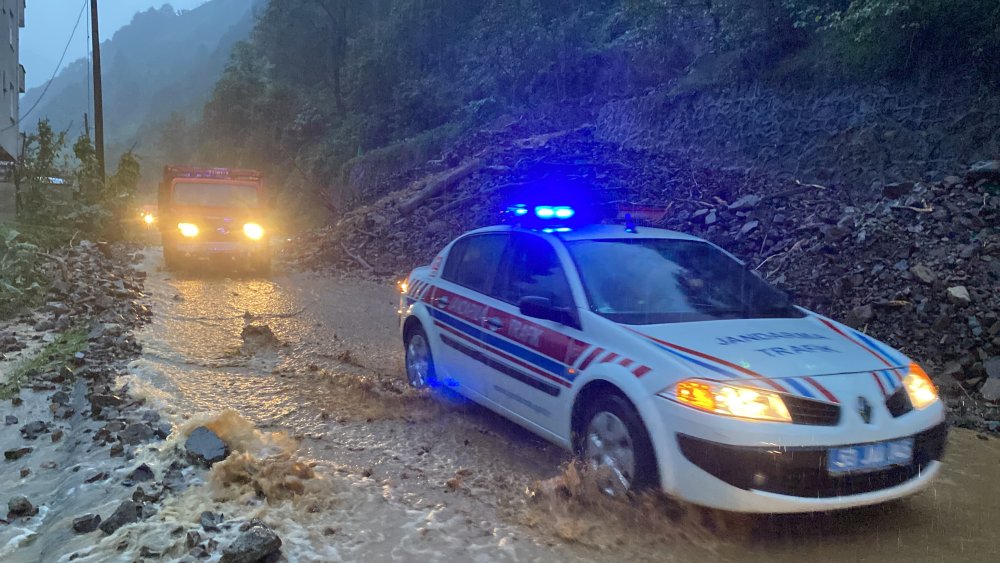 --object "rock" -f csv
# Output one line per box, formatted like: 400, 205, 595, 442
910, 264, 936, 285
739, 220, 759, 236
4, 448, 32, 461
20, 421, 49, 440
966, 160, 1000, 182
220, 525, 282, 563
154, 422, 172, 440
980, 357, 1000, 402
704, 210, 717, 225
120, 422, 156, 445
51, 430, 64, 442
4, 415, 16, 425
947, 286, 971, 304
845, 304, 875, 328
728, 194, 761, 210
882, 182, 914, 199
240, 324, 280, 354
109, 443, 125, 457
99, 501, 143, 535
85, 471, 110, 483
72, 514, 102, 534
19, 468, 30, 478
185, 427, 229, 466
130, 463, 155, 482
186, 530, 202, 549
7, 496, 36, 517
200, 511, 223, 532
90, 393, 124, 414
